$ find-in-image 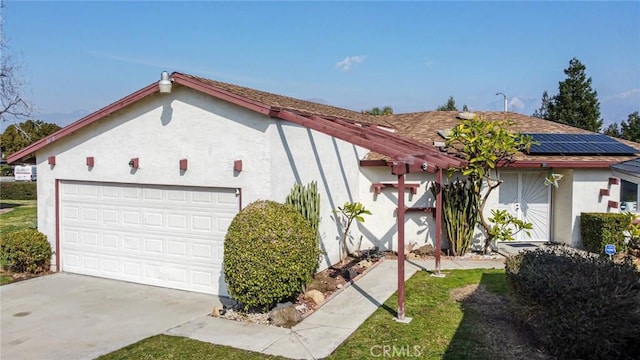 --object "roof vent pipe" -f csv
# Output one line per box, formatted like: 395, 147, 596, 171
159, 71, 172, 94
